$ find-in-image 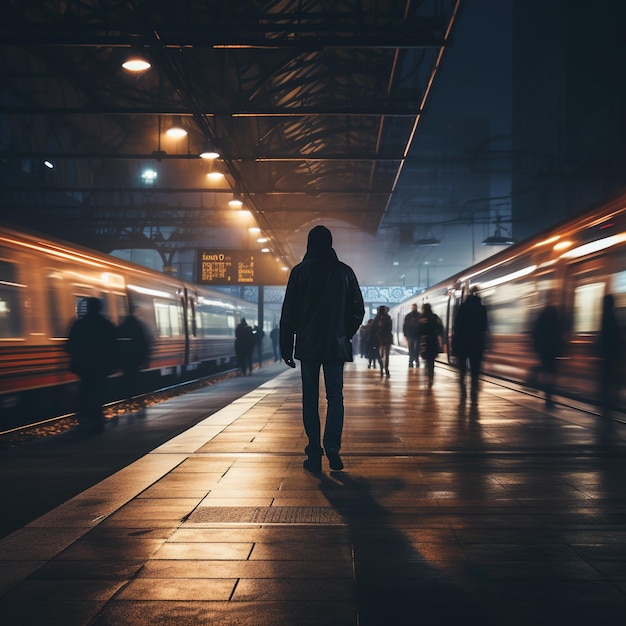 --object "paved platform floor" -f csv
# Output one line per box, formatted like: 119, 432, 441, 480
1, 355, 626, 625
